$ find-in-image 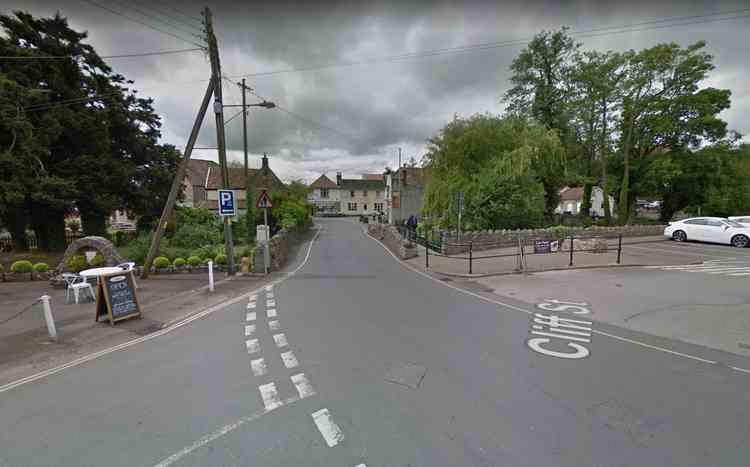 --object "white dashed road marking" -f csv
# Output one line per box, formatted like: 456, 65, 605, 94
246, 312, 256, 322
250, 358, 267, 376
267, 308, 277, 318
281, 351, 299, 368
245, 339, 260, 354
244, 325, 256, 337
728, 272, 750, 276
311, 408, 344, 447
259, 382, 284, 411
247, 302, 256, 309
291, 373, 315, 398
267, 299, 276, 307
268, 320, 281, 331
273, 333, 288, 348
